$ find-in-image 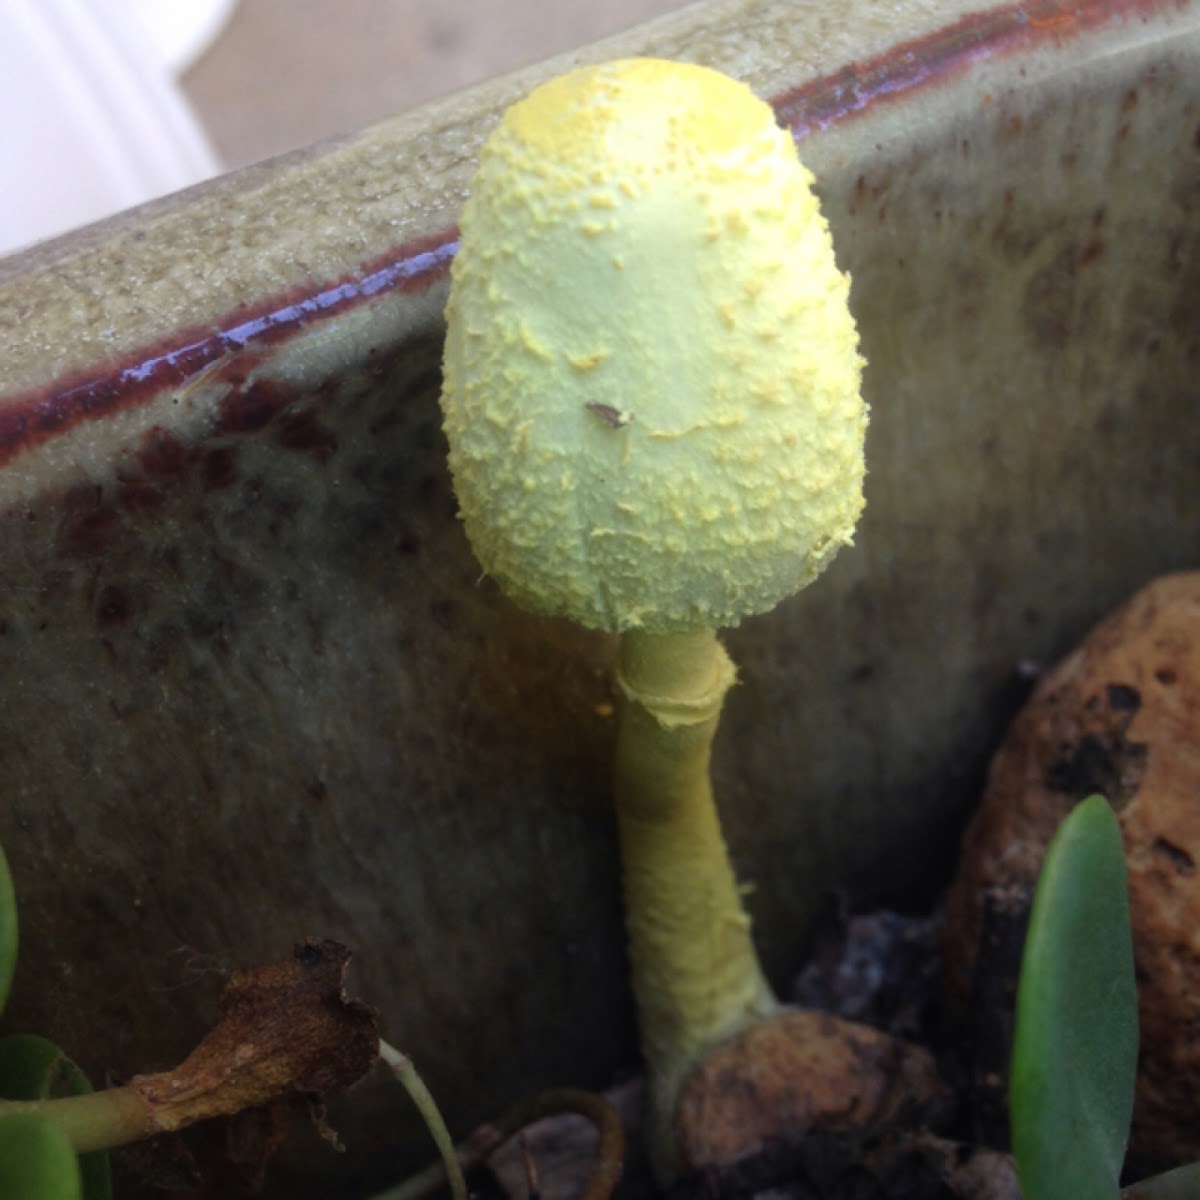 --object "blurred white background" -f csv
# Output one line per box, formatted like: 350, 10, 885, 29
0, 0, 684, 257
